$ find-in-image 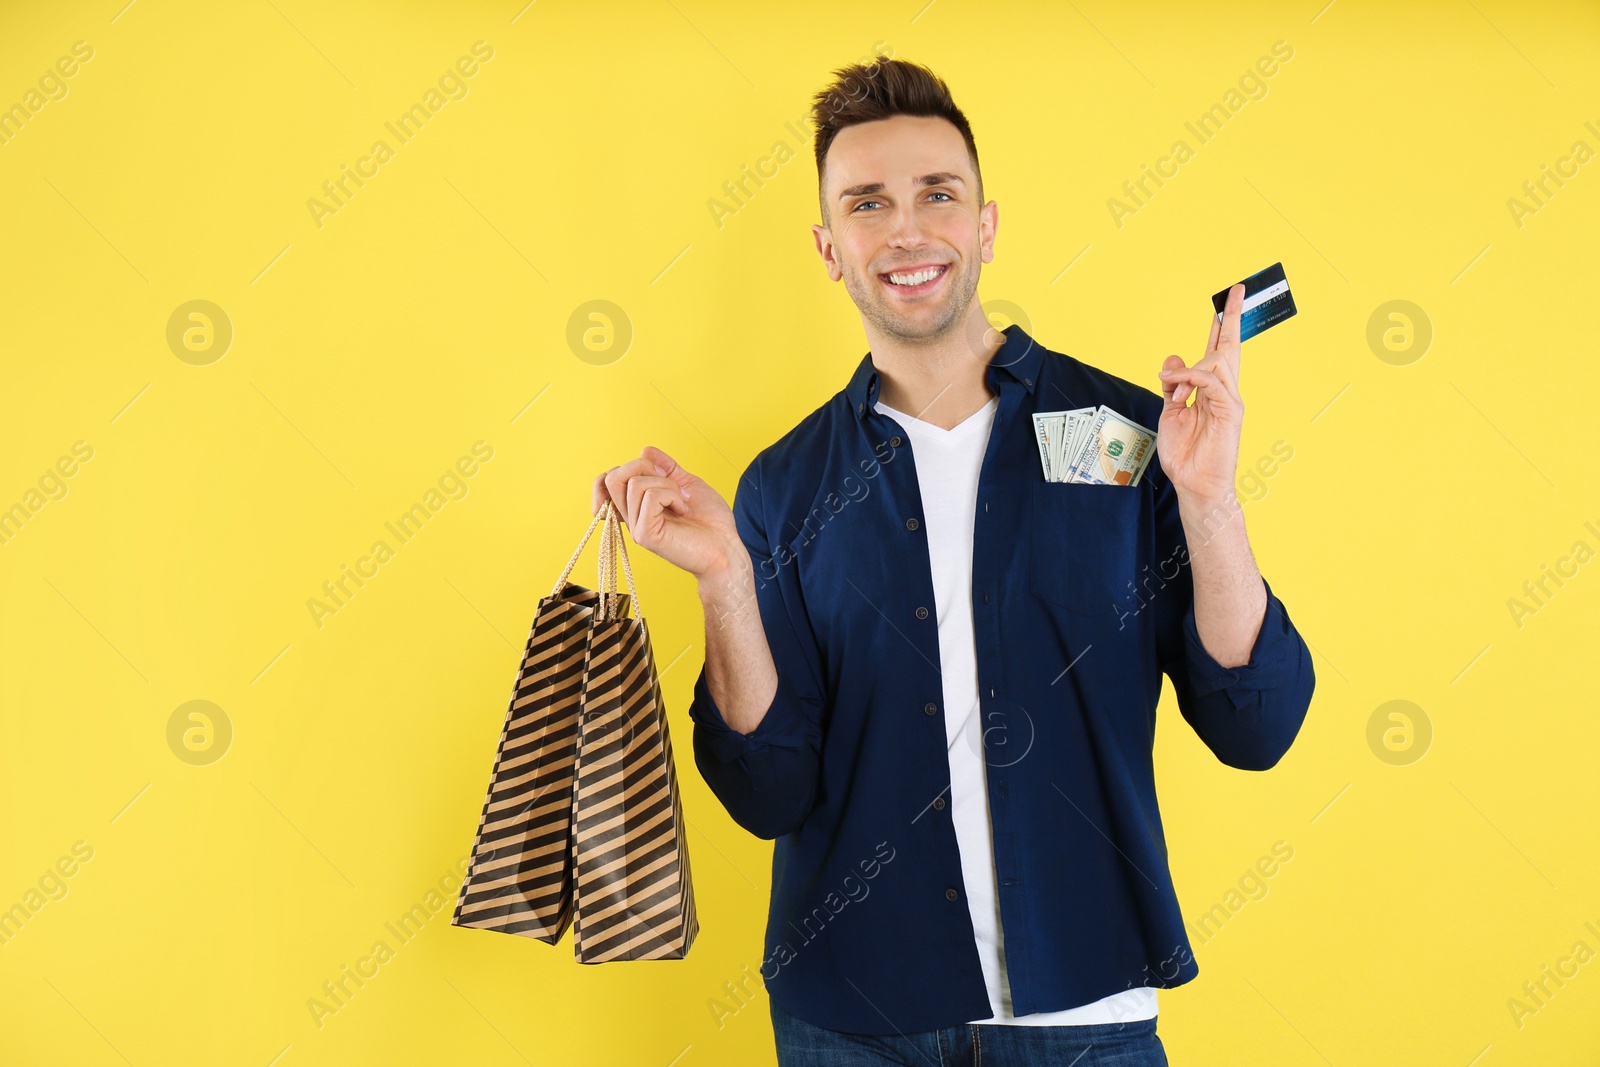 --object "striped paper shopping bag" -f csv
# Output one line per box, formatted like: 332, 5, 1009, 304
452, 501, 698, 962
